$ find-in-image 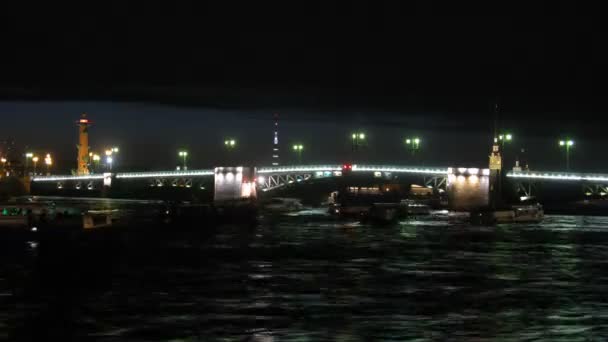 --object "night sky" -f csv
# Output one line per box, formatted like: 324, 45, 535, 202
1, 4, 606, 172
